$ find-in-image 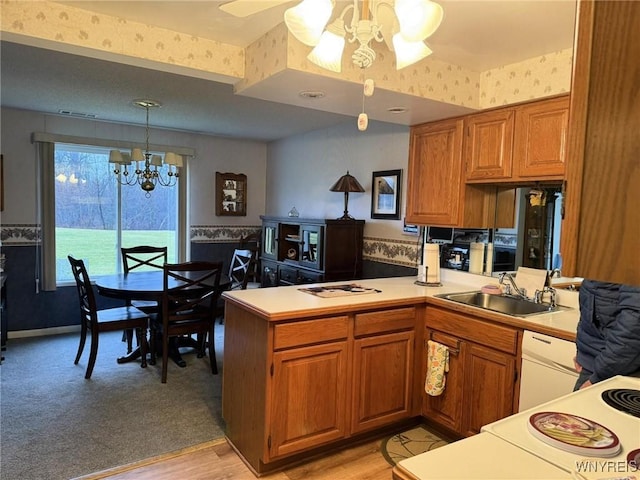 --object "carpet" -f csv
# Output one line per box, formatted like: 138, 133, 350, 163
381, 425, 449, 466
0, 328, 225, 480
